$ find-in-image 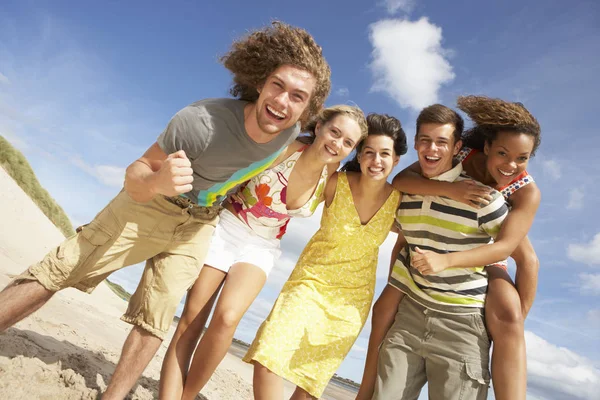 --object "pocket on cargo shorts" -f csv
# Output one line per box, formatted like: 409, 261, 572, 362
54, 221, 114, 279
459, 360, 490, 400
